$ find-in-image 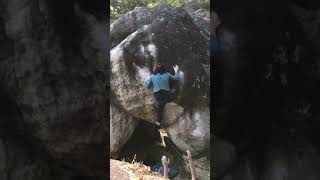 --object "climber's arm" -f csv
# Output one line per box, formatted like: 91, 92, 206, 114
168, 72, 180, 80
168, 65, 181, 80
145, 76, 153, 89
